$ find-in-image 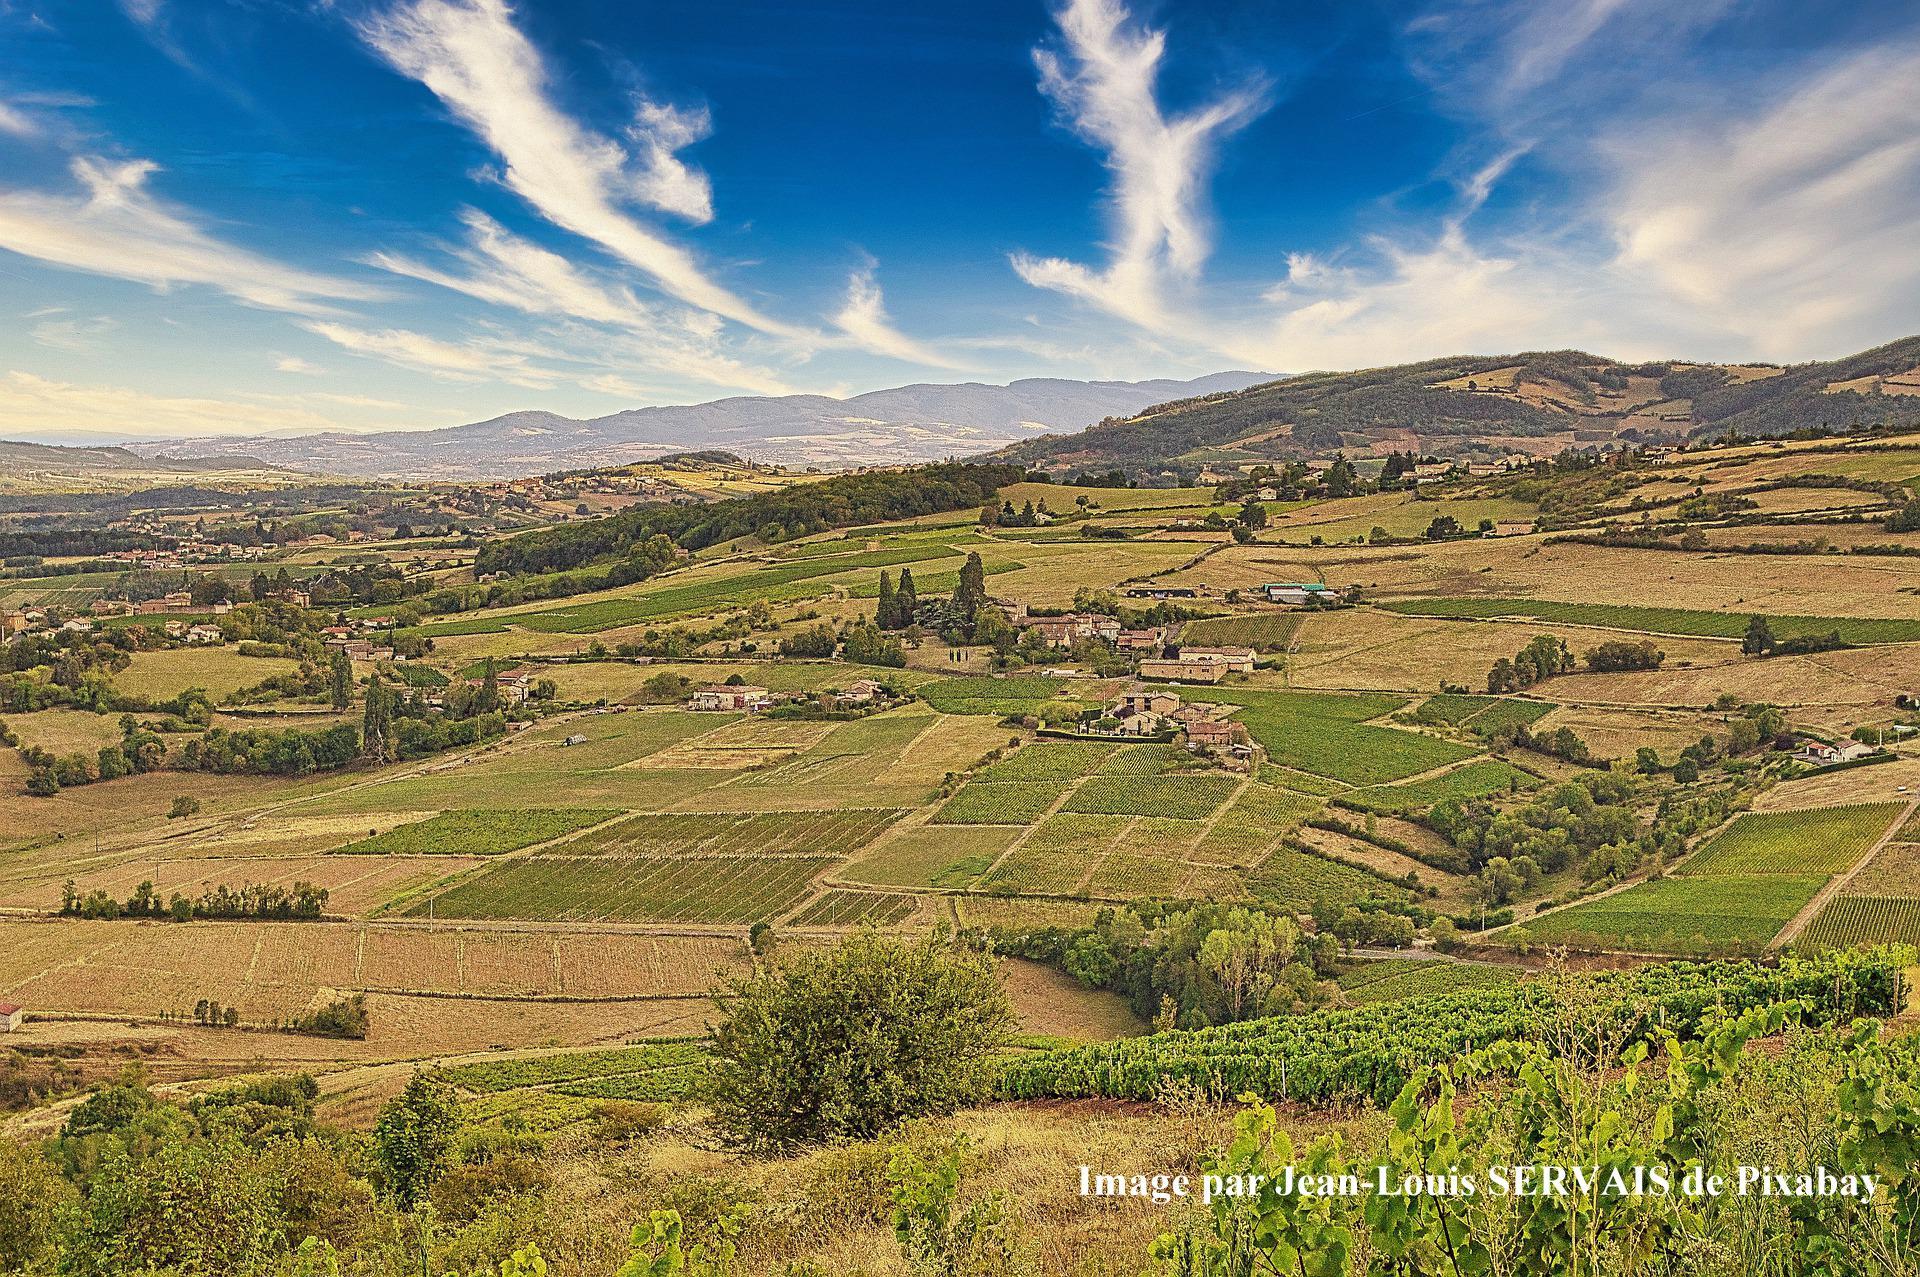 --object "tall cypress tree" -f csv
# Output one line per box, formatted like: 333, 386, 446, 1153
362, 677, 393, 763
896, 567, 918, 625
876, 571, 897, 628
328, 649, 352, 710
953, 553, 986, 622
